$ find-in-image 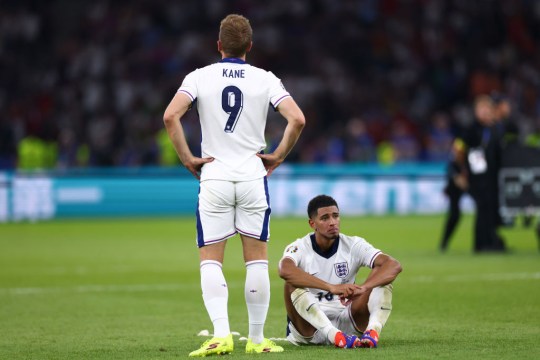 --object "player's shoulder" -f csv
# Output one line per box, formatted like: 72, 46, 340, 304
339, 233, 370, 247
339, 233, 366, 242
283, 233, 310, 251
243, 63, 280, 79
191, 63, 219, 74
